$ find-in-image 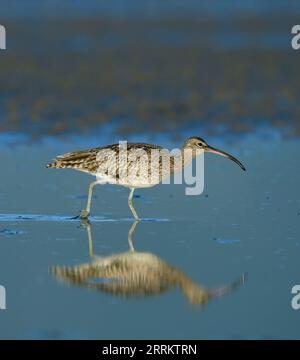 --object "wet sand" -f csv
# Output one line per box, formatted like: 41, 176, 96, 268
0, 15, 299, 141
